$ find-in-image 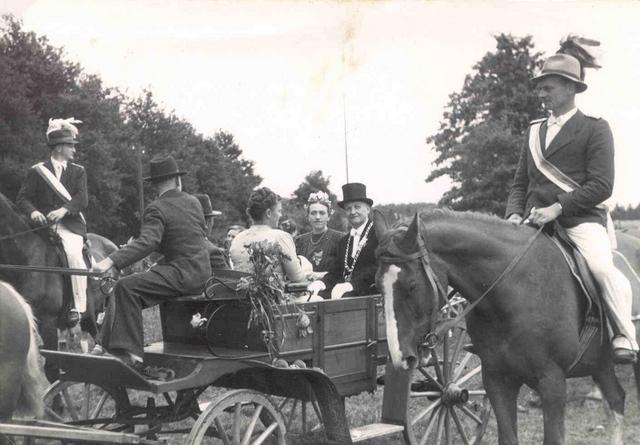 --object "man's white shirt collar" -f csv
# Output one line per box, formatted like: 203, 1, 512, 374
50, 157, 67, 170
547, 107, 578, 128
350, 220, 369, 237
